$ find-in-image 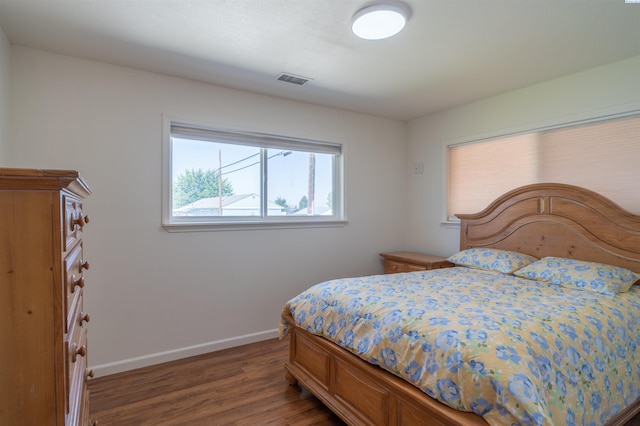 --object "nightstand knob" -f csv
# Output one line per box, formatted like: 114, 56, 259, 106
86, 369, 95, 379
80, 312, 91, 325
80, 260, 90, 271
